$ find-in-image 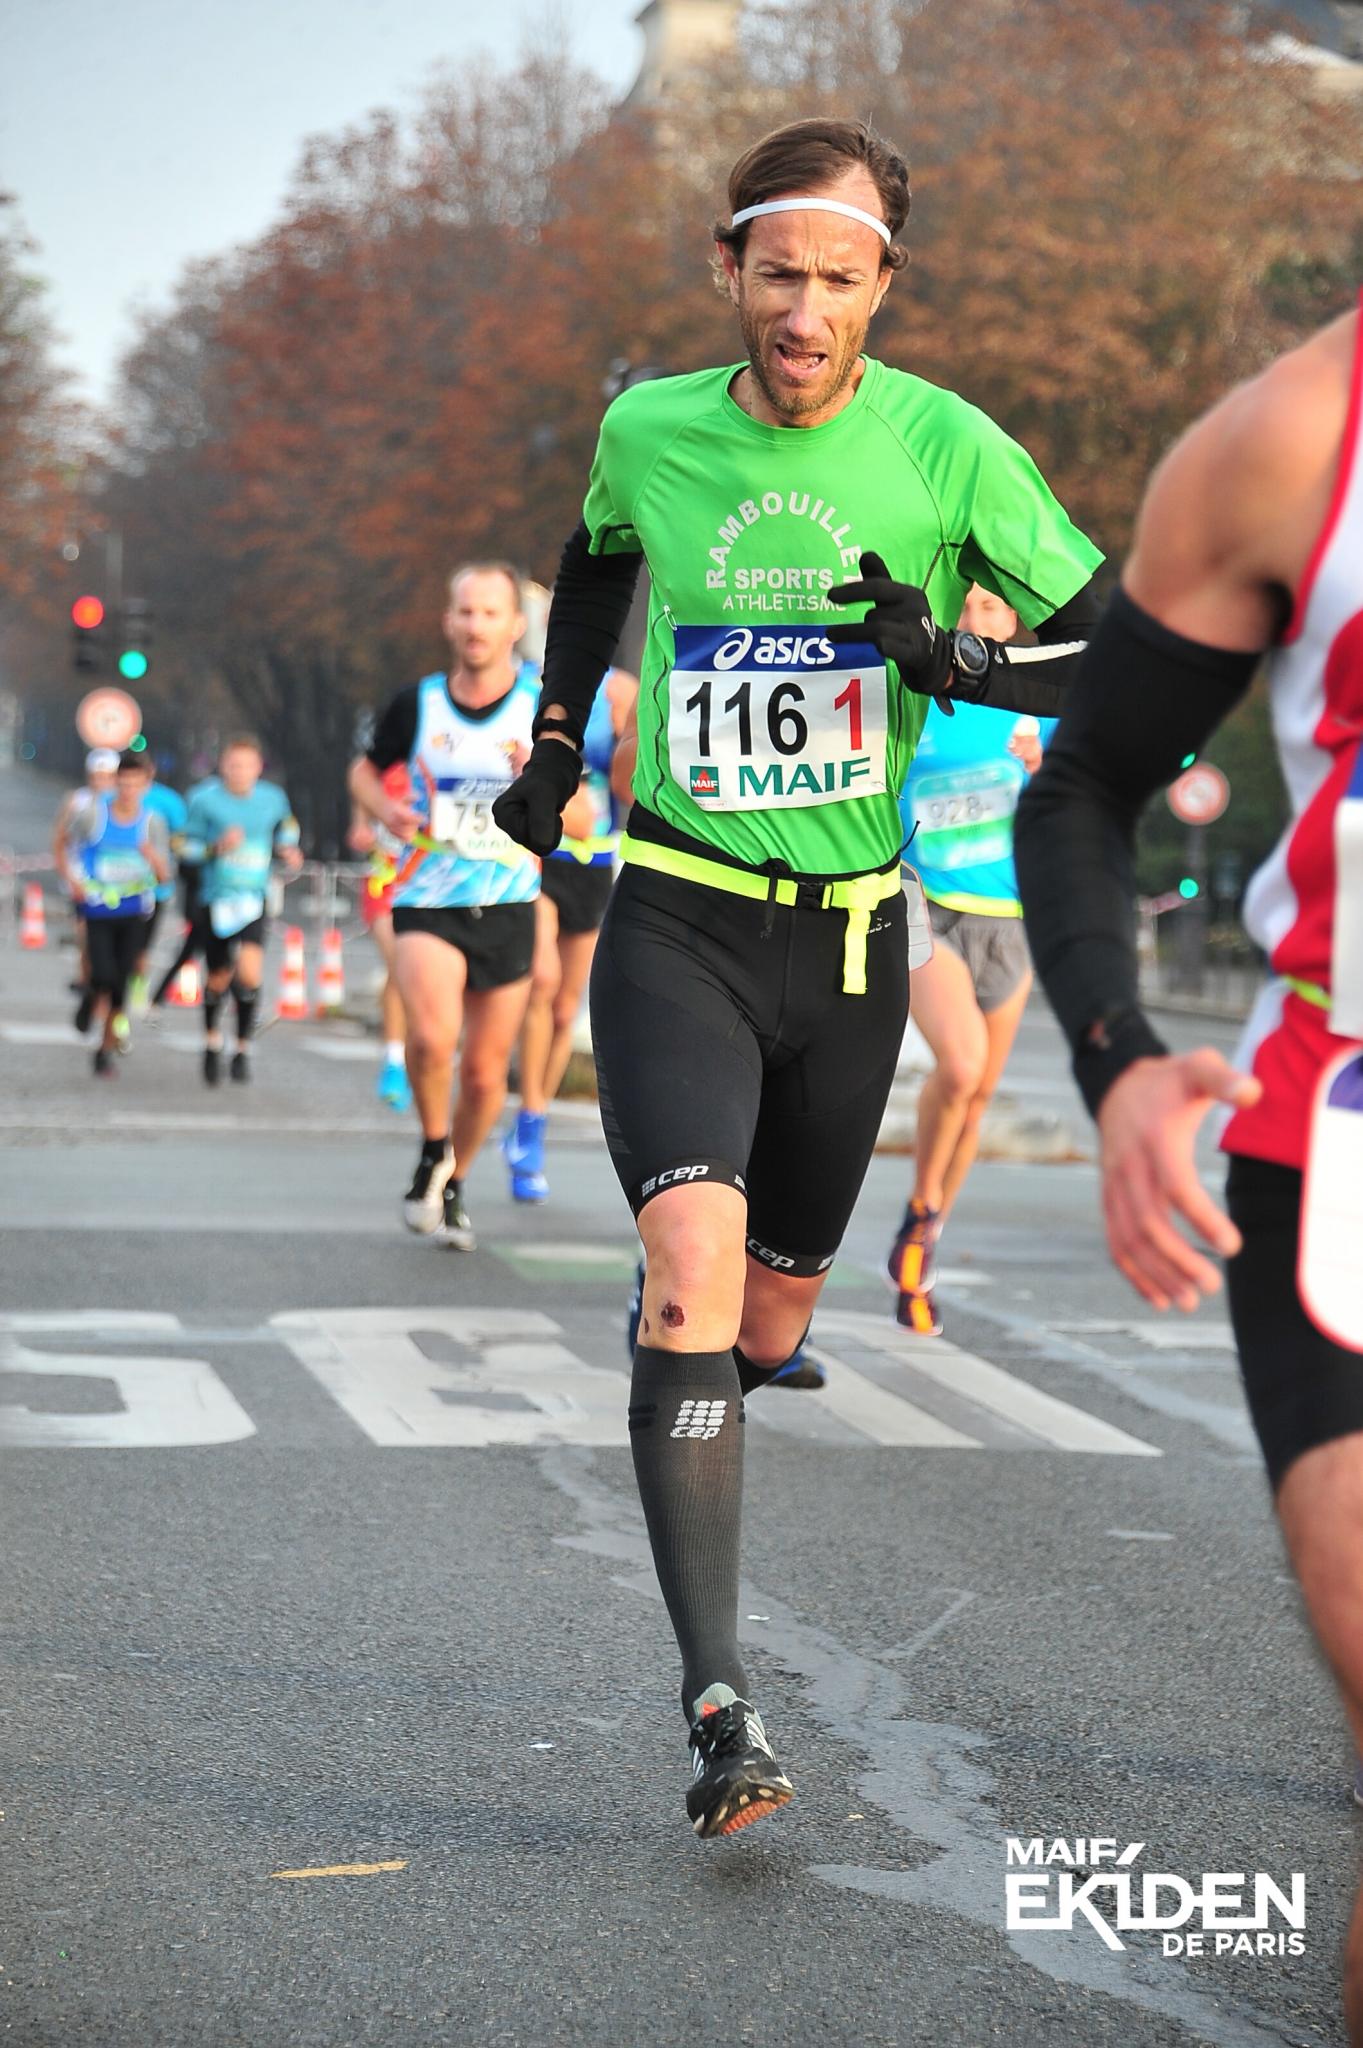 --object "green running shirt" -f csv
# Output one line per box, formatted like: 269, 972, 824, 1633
583, 355, 1102, 876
